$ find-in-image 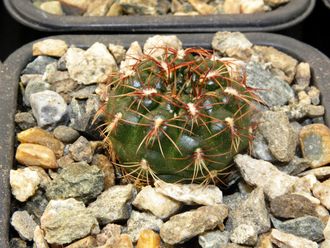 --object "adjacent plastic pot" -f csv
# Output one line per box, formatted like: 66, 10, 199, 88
1, 33, 330, 247
323, 0, 330, 8
4, 0, 315, 32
